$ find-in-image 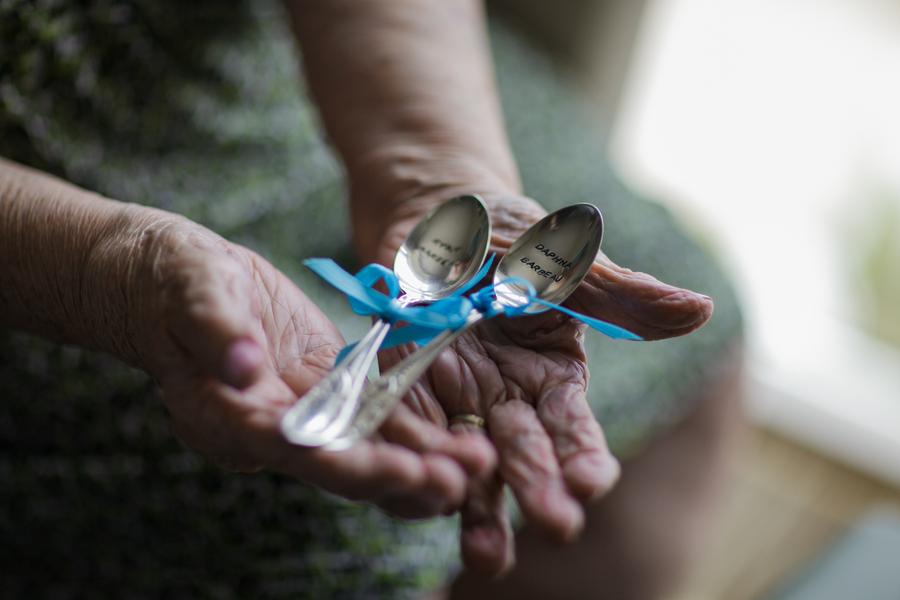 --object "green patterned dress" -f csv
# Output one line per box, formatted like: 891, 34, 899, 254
0, 1, 742, 598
